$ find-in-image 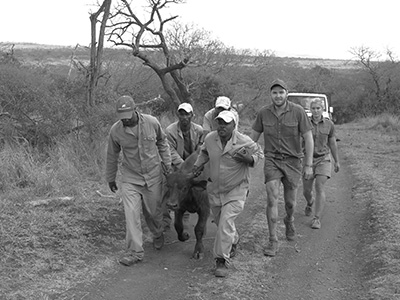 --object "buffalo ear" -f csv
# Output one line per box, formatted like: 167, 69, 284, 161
192, 179, 208, 190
